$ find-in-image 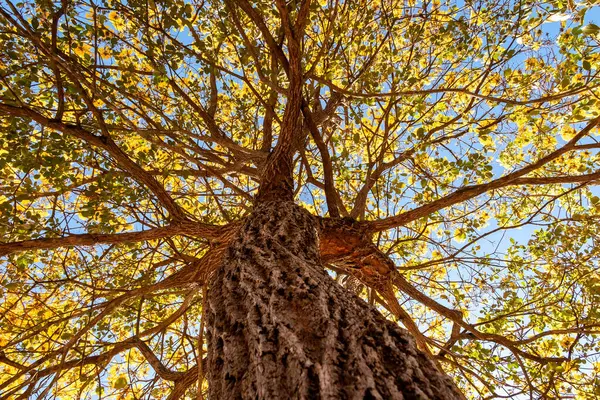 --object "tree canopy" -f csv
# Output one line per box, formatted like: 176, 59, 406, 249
1, 0, 600, 398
